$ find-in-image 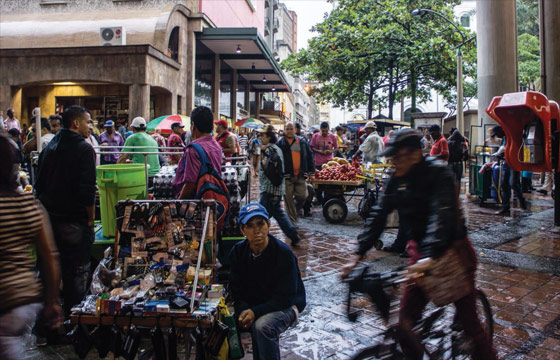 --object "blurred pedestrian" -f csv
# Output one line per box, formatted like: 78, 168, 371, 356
5, 108, 20, 131
429, 124, 449, 161
99, 120, 124, 165
167, 122, 185, 164
39, 117, 54, 150
352, 121, 384, 164
310, 122, 338, 203
35, 105, 96, 318
215, 120, 236, 160
0, 134, 63, 358
447, 128, 467, 184
0, 110, 4, 132
490, 126, 527, 215
278, 122, 314, 223
259, 125, 301, 246
86, 117, 100, 166
49, 115, 62, 135
118, 117, 161, 184
238, 131, 248, 156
